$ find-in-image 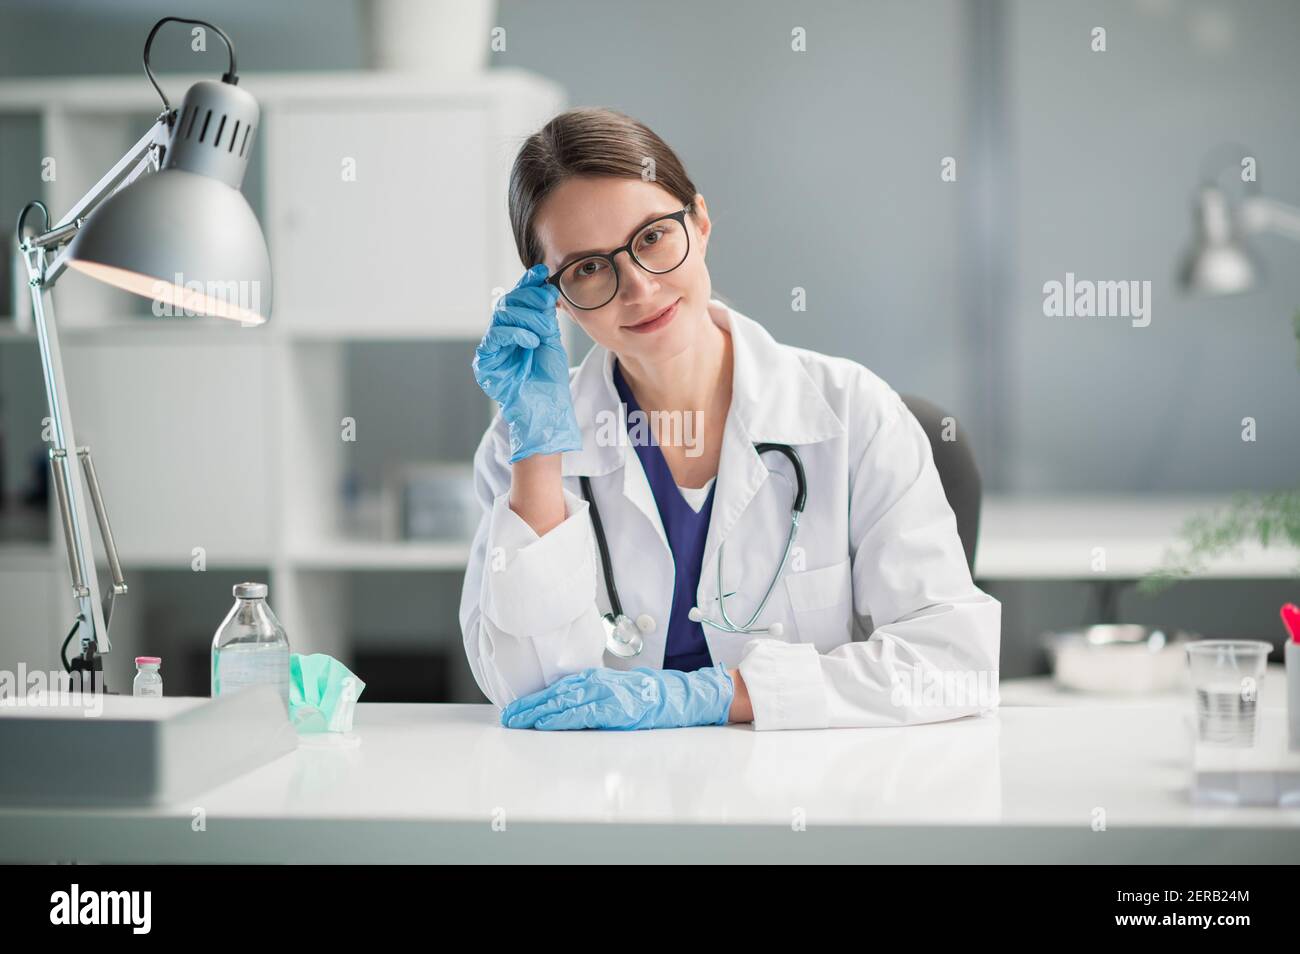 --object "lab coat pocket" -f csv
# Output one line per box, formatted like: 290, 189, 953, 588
783, 558, 854, 653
